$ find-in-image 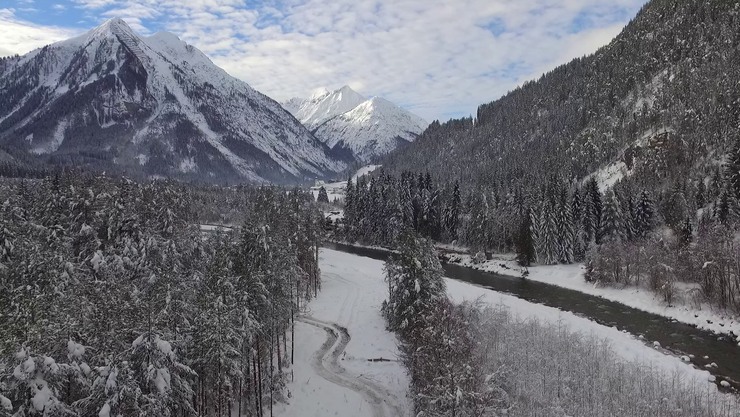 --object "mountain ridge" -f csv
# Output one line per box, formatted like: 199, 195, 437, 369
380, 0, 740, 197
284, 86, 428, 164
0, 18, 345, 184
